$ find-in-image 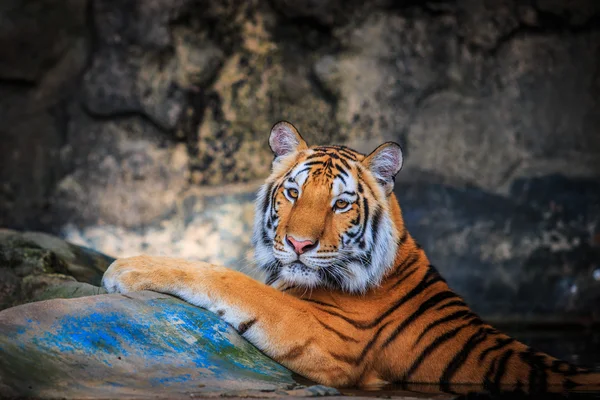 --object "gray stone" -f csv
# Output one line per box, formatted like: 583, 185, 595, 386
493, 32, 600, 161
536, 0, 600, 25
395, 174, 600, 318
319, 11, 458, 144
61, 182, 265, 283
456, 0, 519, 50
0, 229, 113, 310
82, 47, 187, 130
92, 0, 176, 49
53, 106, 190, 229
0, 0, 89, 230
0, 0, 87, 81
1, 0, 600, 323
404, 91, 523, 191
0, 291, 337, 398
269, 0, 361, 26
